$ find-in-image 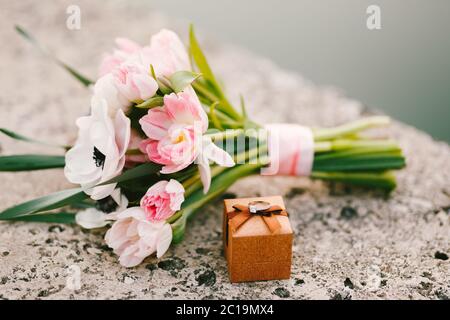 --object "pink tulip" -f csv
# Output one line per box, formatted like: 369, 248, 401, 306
105, 207, 172, 267
139, 88, 208, 174
112, 60, 158, 104
99, 38, 142, 77
141, 29, 191, 78
140, 180, 185, 221
95, 29, 191, 116
95, 56, 158, 115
